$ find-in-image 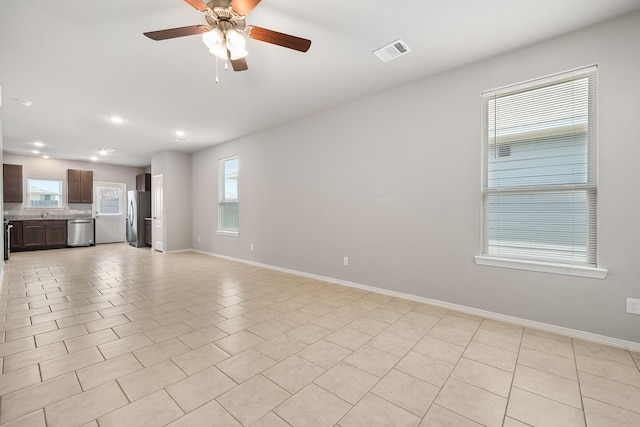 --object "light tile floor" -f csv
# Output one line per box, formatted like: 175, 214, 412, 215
1, 244, 640, 426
